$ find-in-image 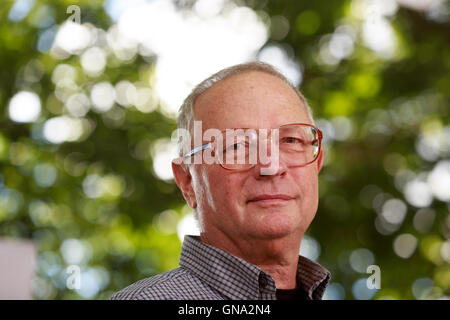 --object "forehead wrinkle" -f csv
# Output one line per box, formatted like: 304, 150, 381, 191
193, 71, 307, 130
